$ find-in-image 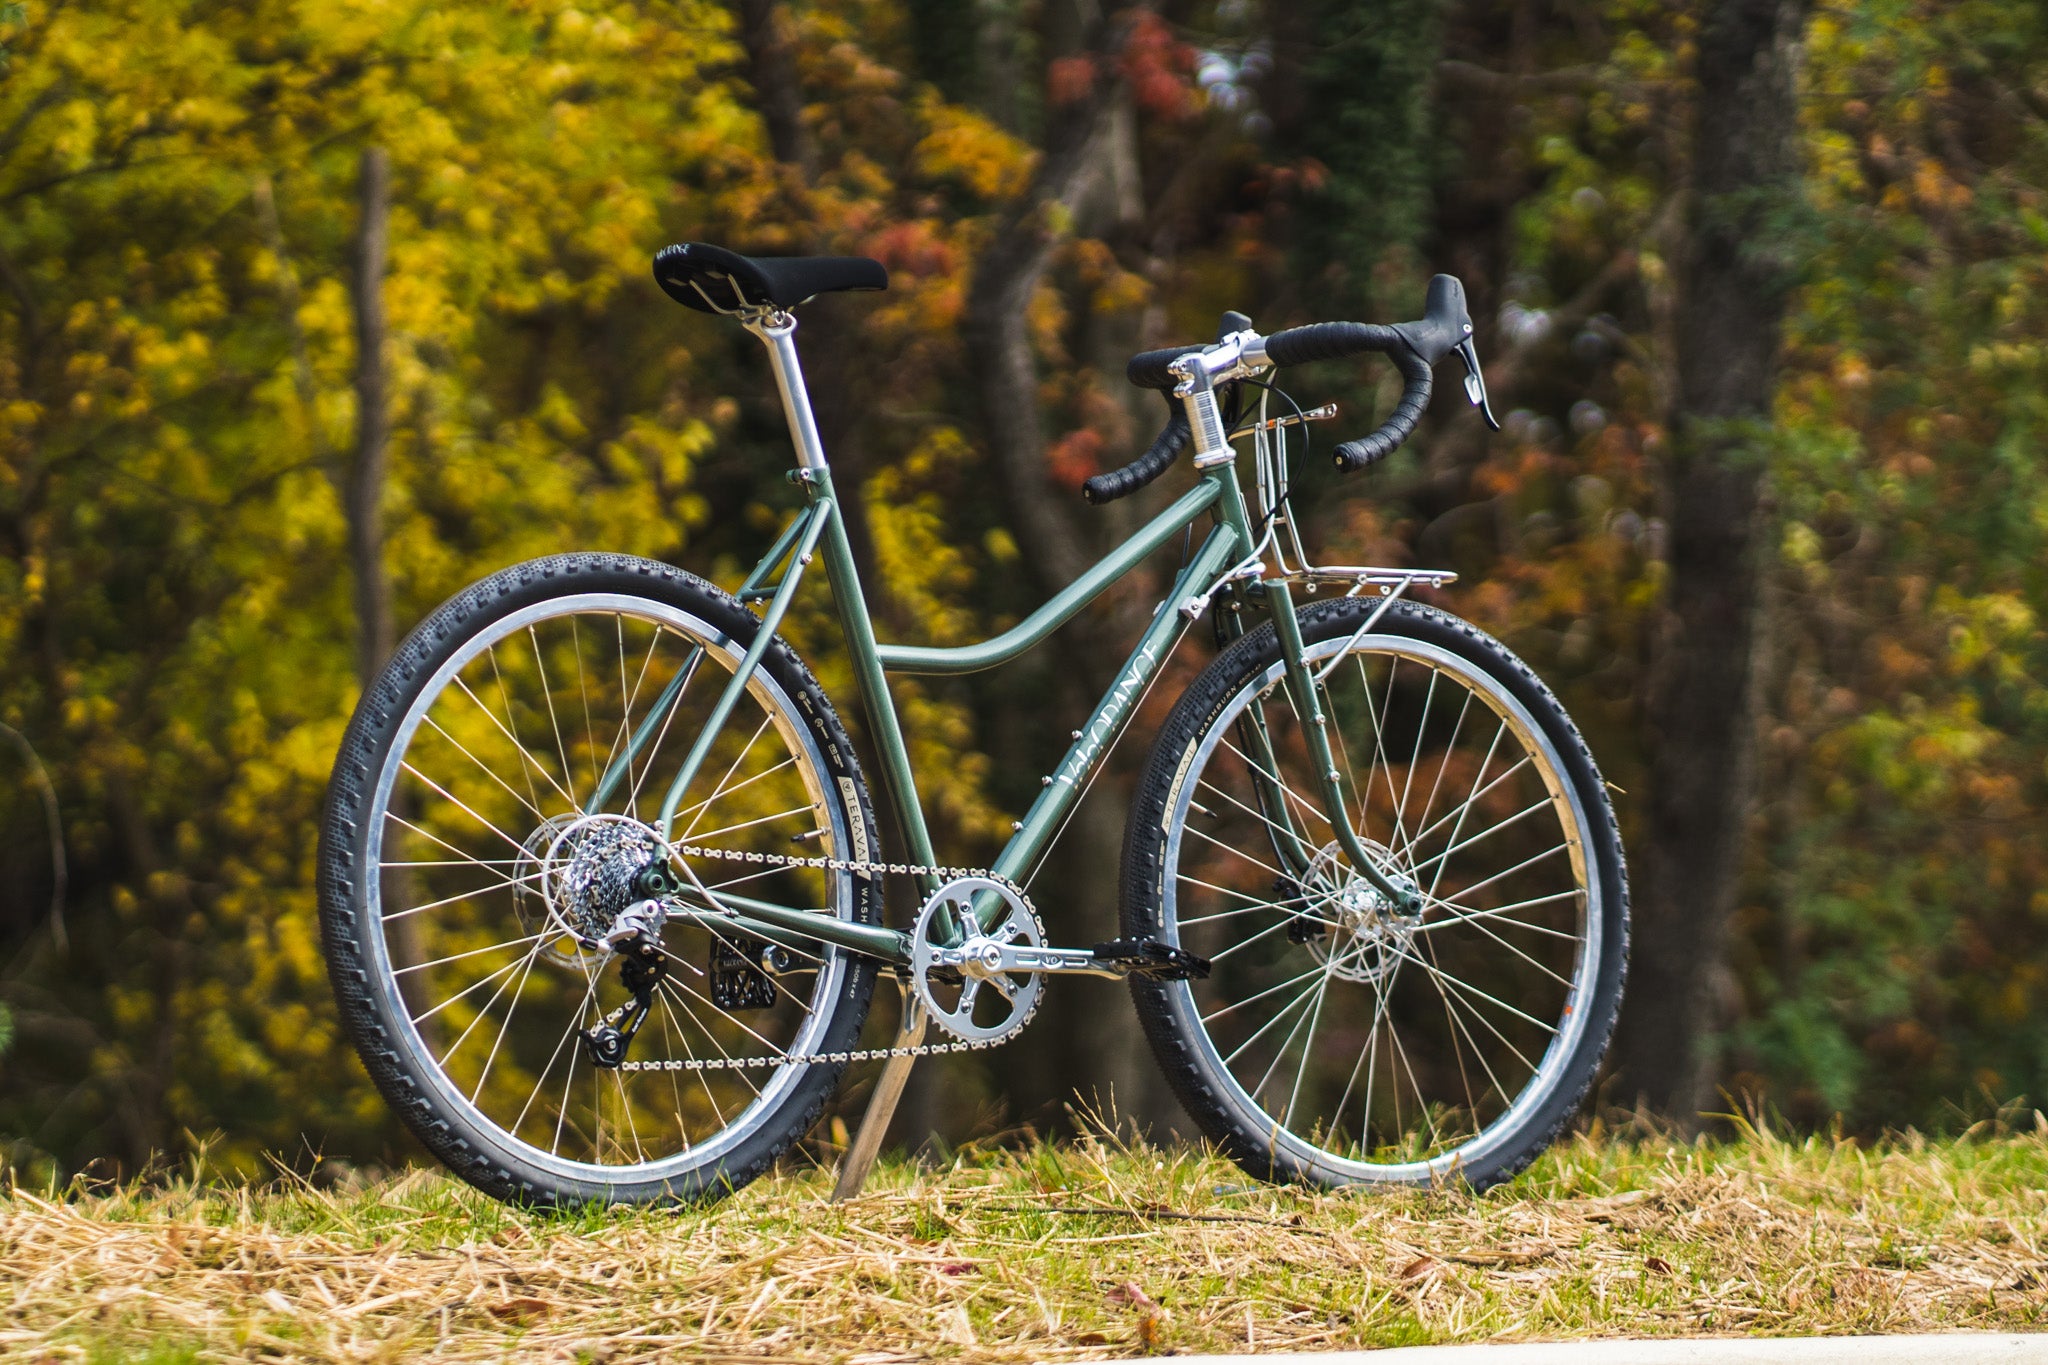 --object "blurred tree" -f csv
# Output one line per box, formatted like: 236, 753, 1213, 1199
4, 0, 2047, 1183
1612, 0, 1813, 1118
